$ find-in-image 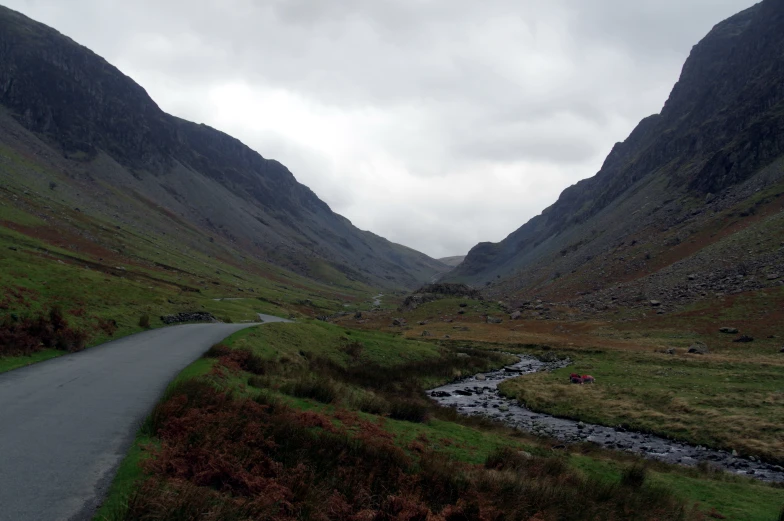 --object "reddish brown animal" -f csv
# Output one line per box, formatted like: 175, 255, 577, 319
582, 375, 595, 384
570, 375, 583, 384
